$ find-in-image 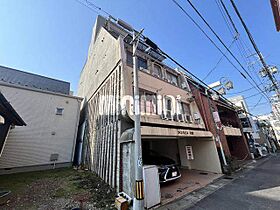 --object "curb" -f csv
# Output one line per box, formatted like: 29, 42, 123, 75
157, 155, 273, 210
